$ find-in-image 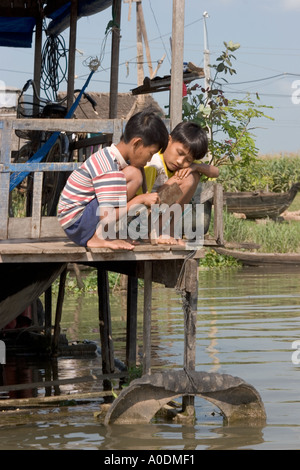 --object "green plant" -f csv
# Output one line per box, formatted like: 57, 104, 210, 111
182, 41, 273, 169
218, 210, 300, 253
218, 154, 300, 192
199, 248, 241, 268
